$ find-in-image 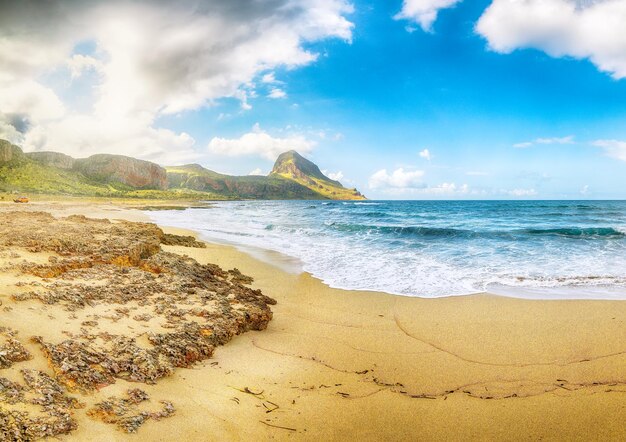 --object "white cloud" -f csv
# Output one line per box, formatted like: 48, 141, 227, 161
322, 170, 344, 181
268, 88, 287, 99
514, 135, 574, 148
208, 123, 316, 160
369, 168, 425, 189
0, 0, 354, 162
580, 184, 590, 196
395, 0, 463, 32
0, 80, 65, 122
592, 139, 626, 161
535, 136, 575, 144
66, 54, 103, 80
248, 168, 265, 176
476, 0, 626, 79
261, 72, 280, 84
418, 148, 432, 160
22, 113, 199, 165
0, 119, 23, 144
418, 182, 469, 195
369, 173, 474, 196
506, 188, 538, 197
